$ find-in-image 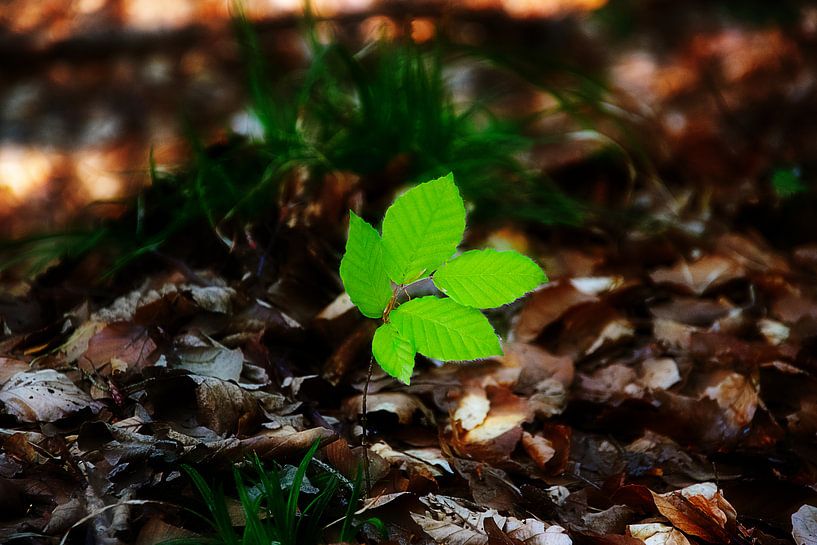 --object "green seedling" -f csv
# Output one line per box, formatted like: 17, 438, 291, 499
340, 172, 547, 384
